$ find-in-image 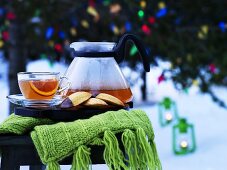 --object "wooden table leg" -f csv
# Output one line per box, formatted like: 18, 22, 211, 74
0, 147, 20, 170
